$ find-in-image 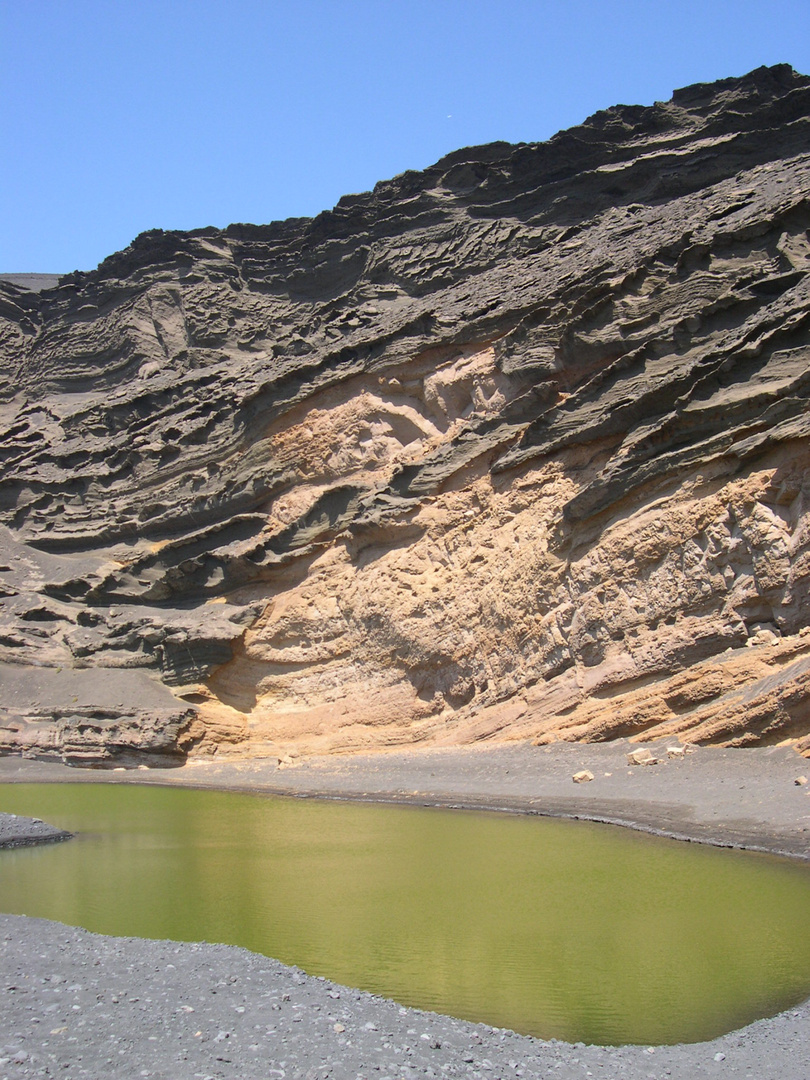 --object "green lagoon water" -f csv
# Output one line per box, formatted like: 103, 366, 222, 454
1, 782, 810, 1045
